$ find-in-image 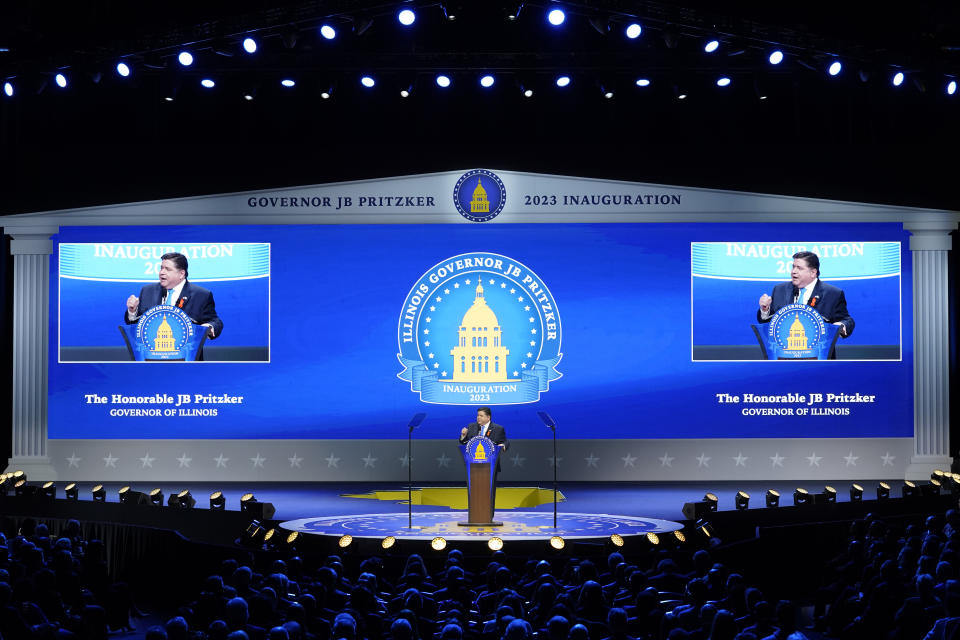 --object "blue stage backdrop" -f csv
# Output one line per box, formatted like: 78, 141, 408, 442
49, 222, 912, 440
